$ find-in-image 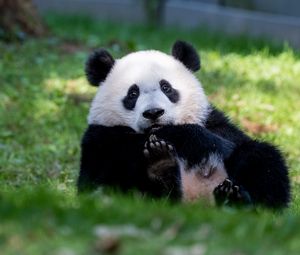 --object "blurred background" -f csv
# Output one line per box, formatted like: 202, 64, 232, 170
2, 0, 300, 47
